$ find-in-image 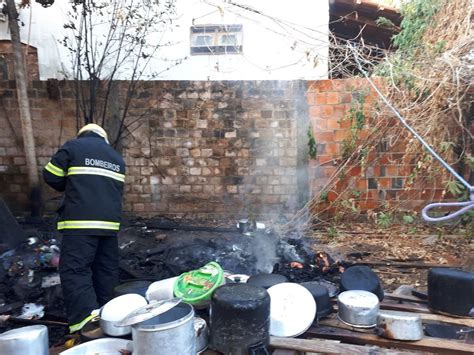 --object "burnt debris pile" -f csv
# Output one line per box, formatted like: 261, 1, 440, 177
118, 221, 347, 285
0, 222, 63, 319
